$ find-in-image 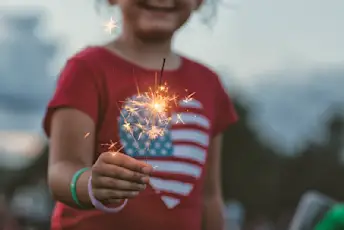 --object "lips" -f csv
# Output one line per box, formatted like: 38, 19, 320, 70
137, 0, 177, 12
